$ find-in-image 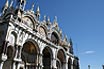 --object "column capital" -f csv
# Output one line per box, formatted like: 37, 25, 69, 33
52, 67, 57, 69
38, 53, 43, 56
